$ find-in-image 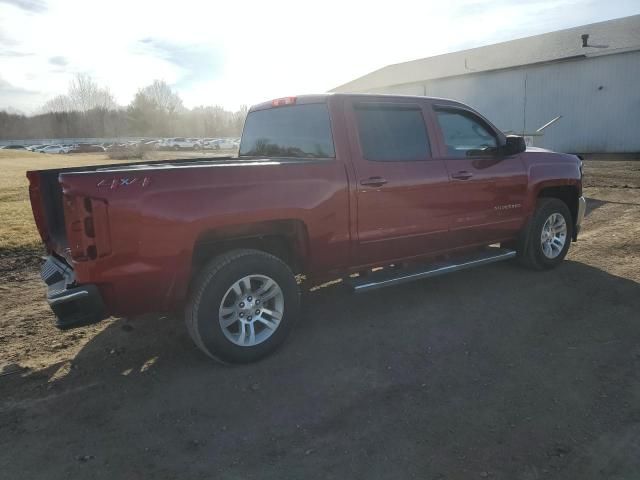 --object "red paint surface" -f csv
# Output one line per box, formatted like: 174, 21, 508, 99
27, 94, 582, 317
